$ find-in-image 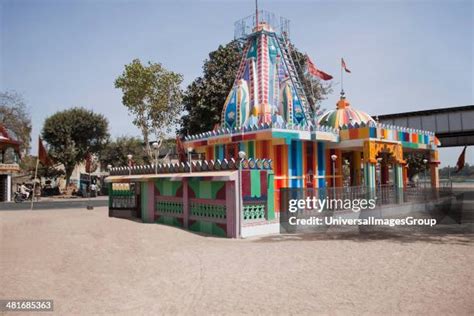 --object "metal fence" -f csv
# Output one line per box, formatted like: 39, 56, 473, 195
234, 10, 291, 40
